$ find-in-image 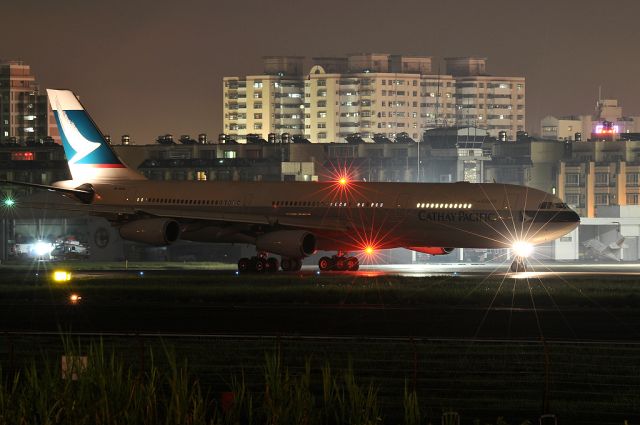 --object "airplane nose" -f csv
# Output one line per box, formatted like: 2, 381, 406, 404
569, 210, 580, 223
